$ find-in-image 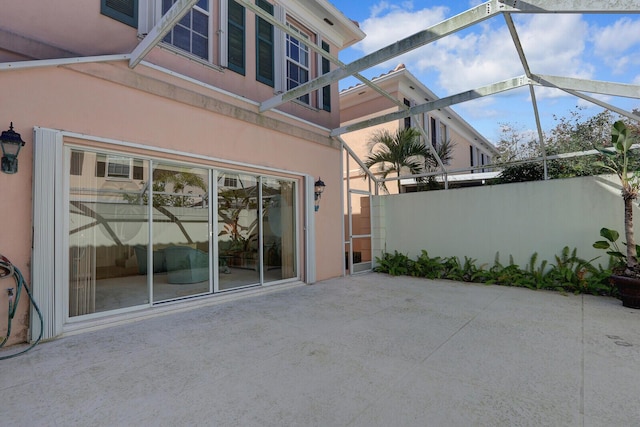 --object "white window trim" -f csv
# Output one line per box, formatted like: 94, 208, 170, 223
139, 0, 216, 65
274, 5, 286, 94
219, 0, 229, 68
285, 23, 311, 104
